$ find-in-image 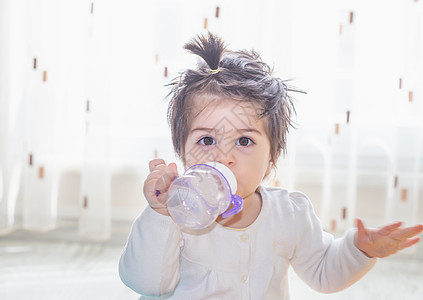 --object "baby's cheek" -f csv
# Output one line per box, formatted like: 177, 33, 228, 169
233, 183, 248, 198
185, 147, 218, 166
